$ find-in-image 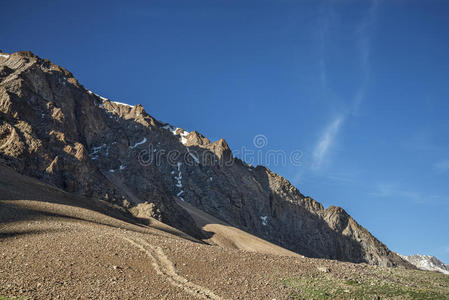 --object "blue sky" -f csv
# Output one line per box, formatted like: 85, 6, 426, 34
2, 0, 449, 263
